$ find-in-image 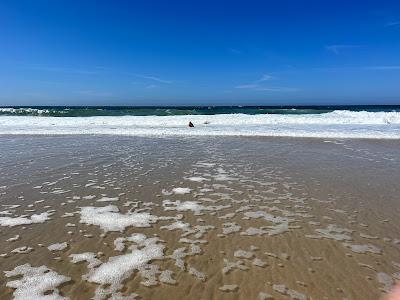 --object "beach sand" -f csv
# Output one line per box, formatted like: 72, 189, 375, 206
0, 136, 399, 300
